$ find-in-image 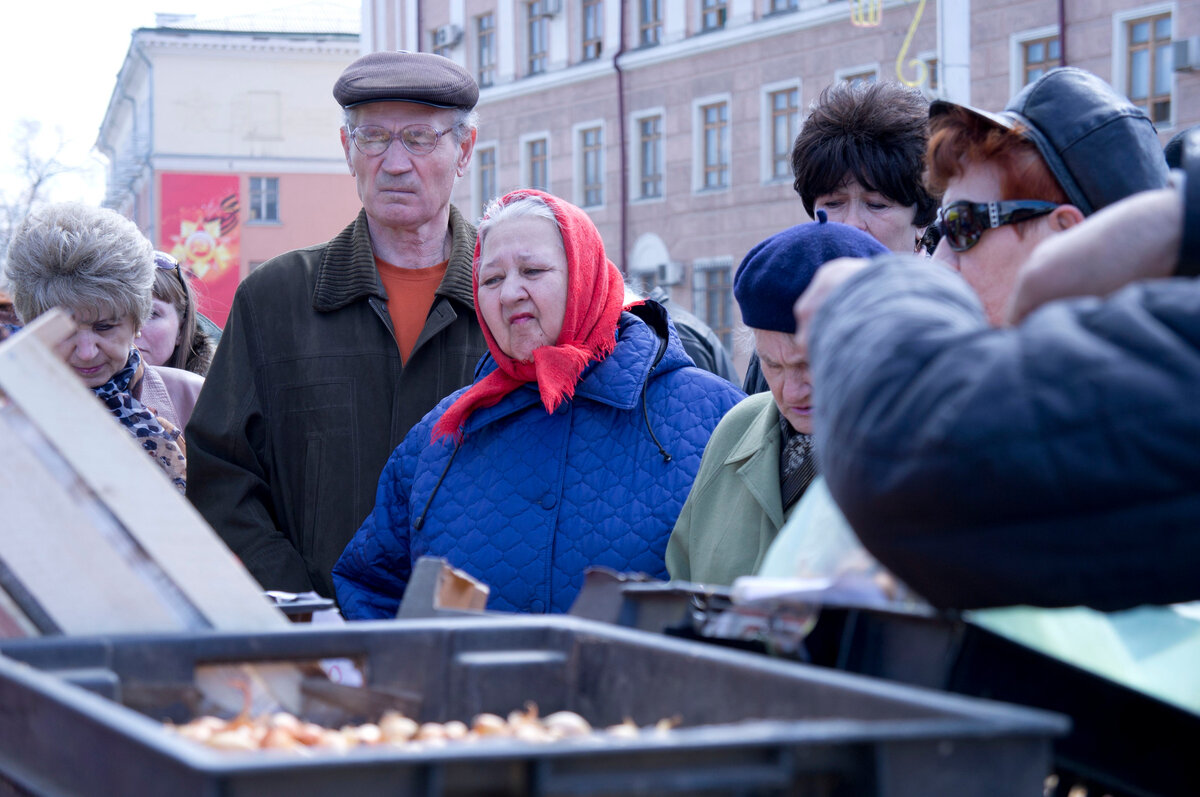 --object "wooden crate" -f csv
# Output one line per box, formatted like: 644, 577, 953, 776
0, 310, 286, 636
